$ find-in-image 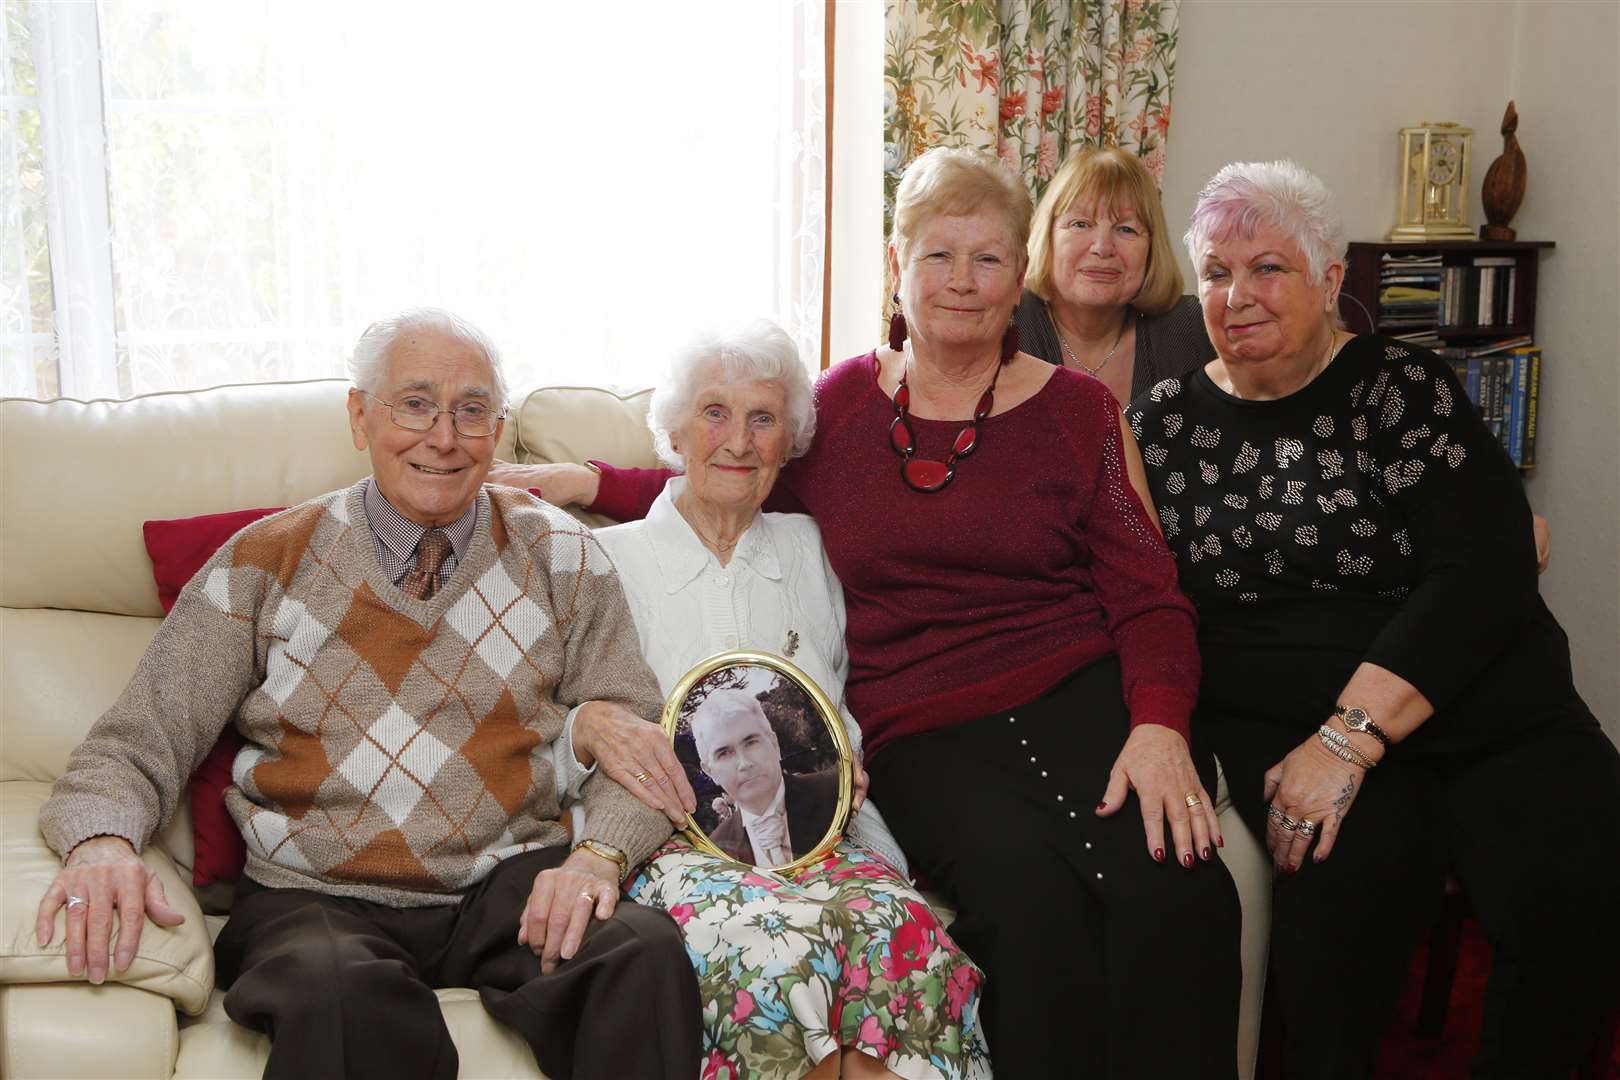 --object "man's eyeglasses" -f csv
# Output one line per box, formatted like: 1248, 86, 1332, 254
362, 391, 505, 437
